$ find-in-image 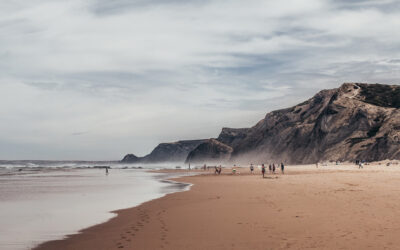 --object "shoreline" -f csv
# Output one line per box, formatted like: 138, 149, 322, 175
29, 169, 200, 250
34, 164, 400, 249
